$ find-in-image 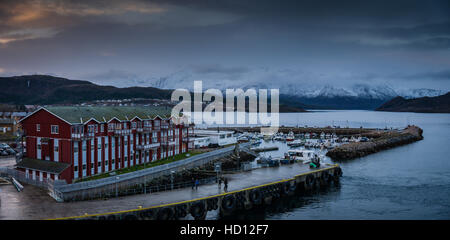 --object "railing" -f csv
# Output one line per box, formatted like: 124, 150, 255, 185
0, 167, 51, 189
135, 142, 160, 150
71, 133, 94, 140
114, 129, 131, 136
53, 143, 251, 201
